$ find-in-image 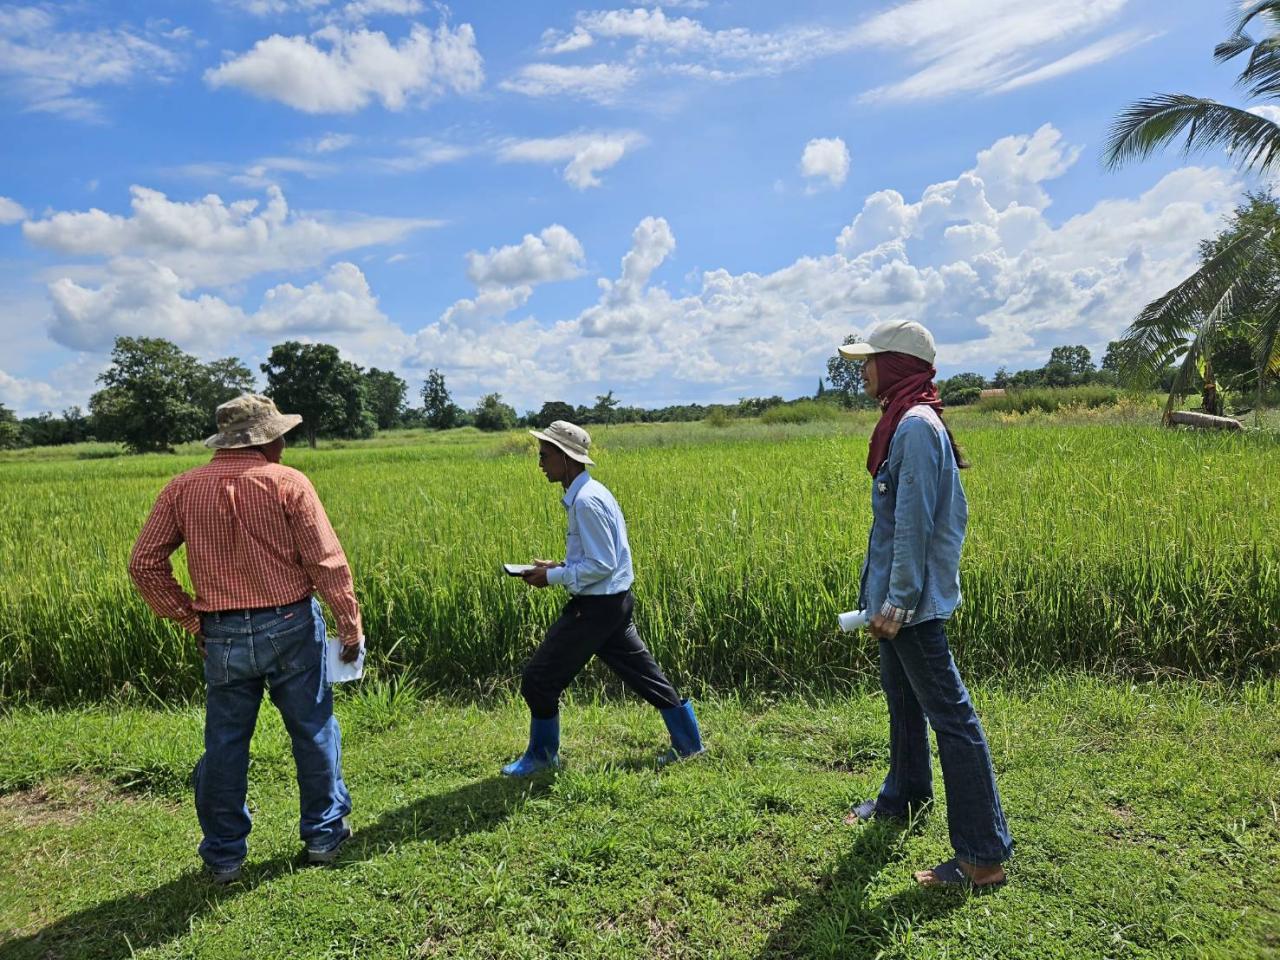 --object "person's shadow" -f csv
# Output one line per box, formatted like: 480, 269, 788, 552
755, 815, 964, 959
0, 774, 548, 960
